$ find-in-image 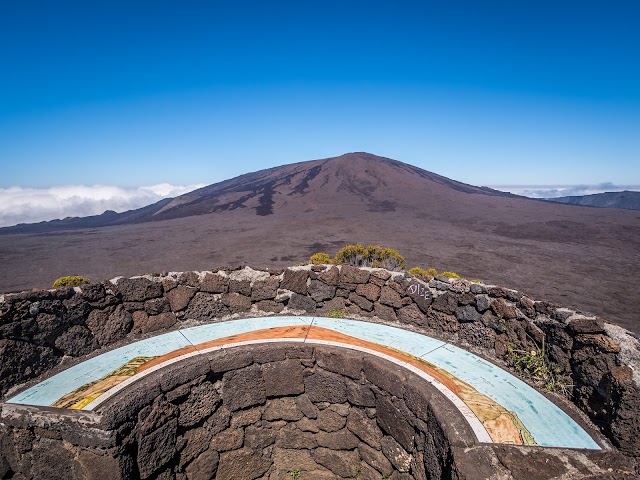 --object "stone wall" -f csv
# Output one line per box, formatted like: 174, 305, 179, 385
2, 344, 634, 480
1, 264, 639, 457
